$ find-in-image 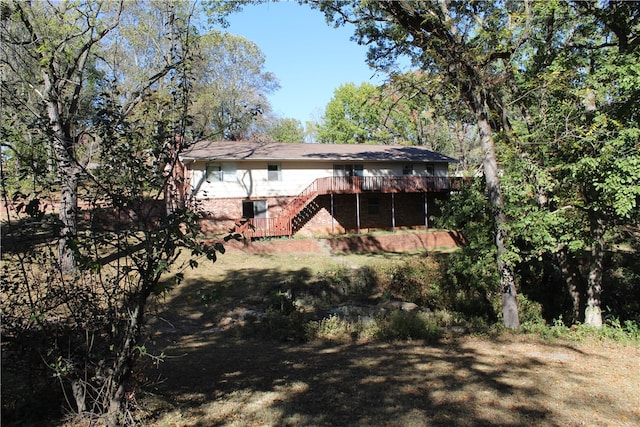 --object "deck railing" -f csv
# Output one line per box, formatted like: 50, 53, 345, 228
238, 176, 465, 238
